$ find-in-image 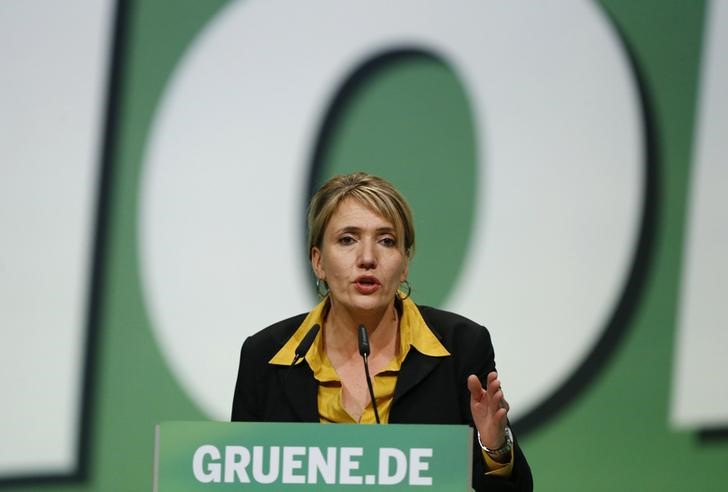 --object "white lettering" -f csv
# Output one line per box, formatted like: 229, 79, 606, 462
192, 445, 221, 483
251, 445, 279, 484
339, 447, 363, 485
281, 446, 306, 484
378, 447, 407, 485
409, 448, 433, 486
142, 0, 646, 428
671, 0, 728, 430
223, 445, 250, 483
190, 444, 438, 485
307, 446, 336, 484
